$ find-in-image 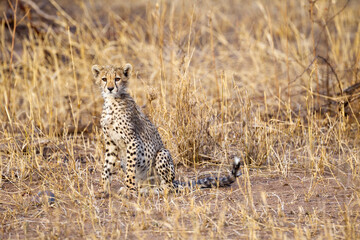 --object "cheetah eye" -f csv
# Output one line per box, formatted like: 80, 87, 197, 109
102, 77, 107, 82
115, 77, 121, 82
